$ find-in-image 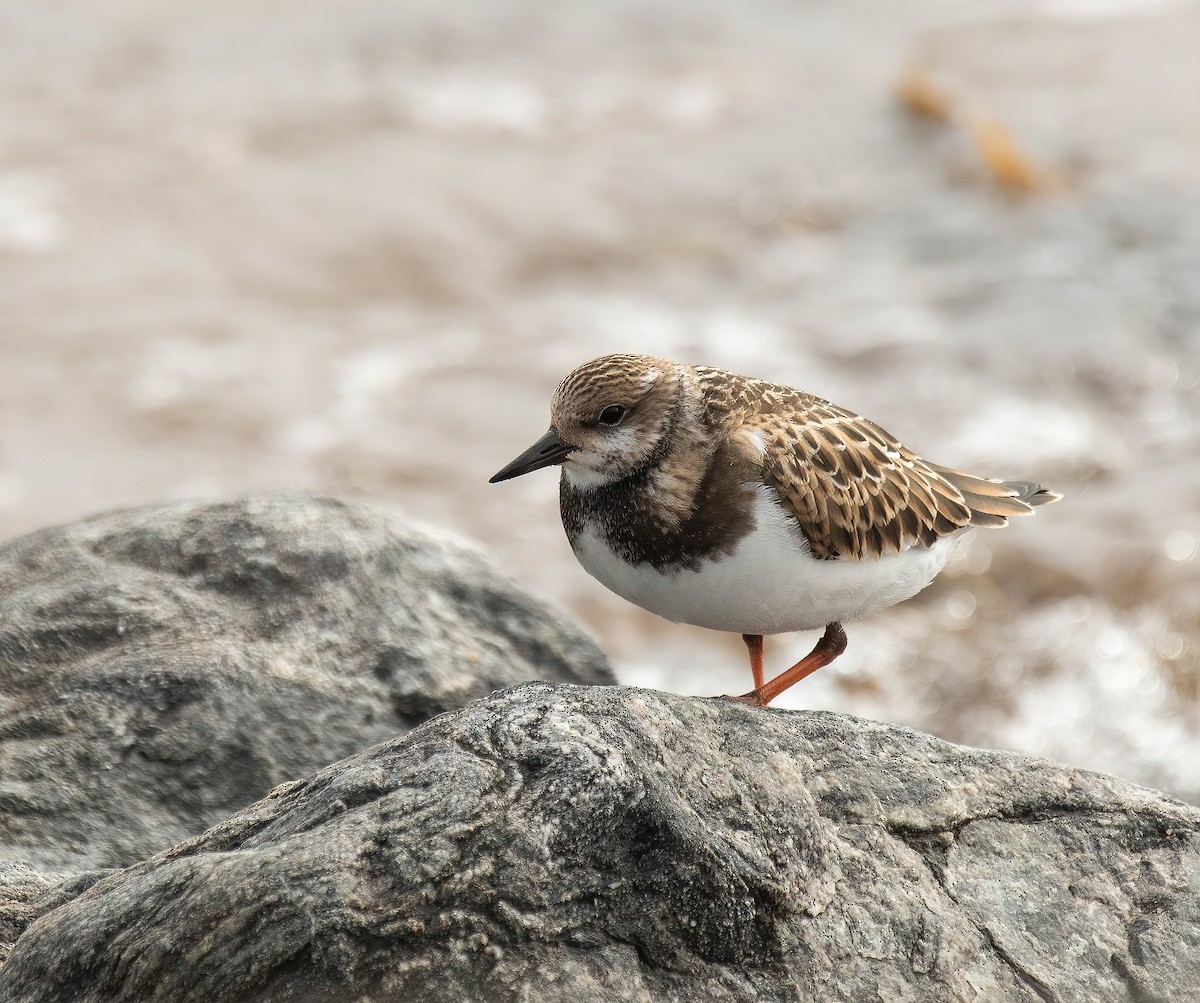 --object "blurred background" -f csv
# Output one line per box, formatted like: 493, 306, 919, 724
1, 0, 1197, 799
